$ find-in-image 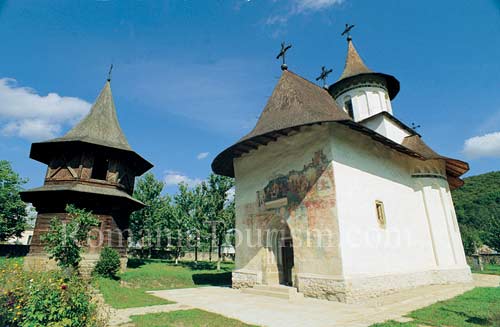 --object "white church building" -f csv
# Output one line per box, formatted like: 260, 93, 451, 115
211, 36, 471, 303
